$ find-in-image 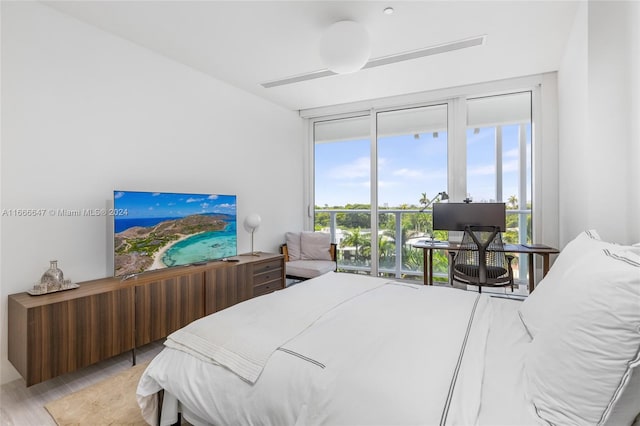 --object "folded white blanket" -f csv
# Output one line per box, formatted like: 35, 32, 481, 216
164, 272, 389, 383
